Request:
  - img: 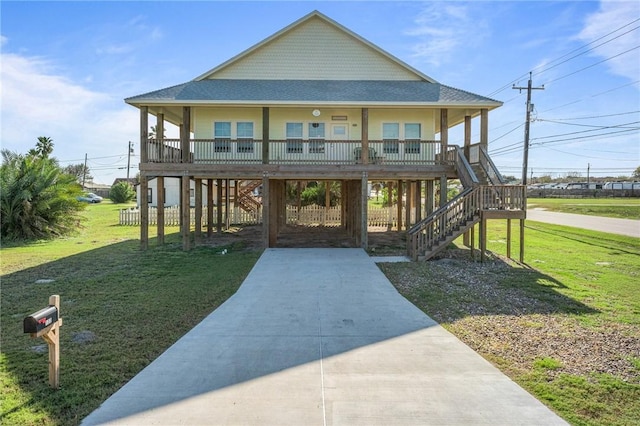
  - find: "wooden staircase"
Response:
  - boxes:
[234,180,262,213]
[407,145,525,261]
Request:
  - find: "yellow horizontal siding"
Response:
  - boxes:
[193,107,436,140]
[212,18,419,81]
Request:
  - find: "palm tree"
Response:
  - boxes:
[149,126,166,139]
[35,136,54,158]
[1,153,84,240]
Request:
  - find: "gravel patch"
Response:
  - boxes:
[382,250,640,384]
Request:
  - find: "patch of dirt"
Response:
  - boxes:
[385,251,640,384]
[197,224,408,253]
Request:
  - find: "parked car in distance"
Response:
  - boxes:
[77,192,103,203]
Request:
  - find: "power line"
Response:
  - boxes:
[539,80,640,113]
[532,128,638,146]
[532,24,640,78]
[541,44,640,86]
[486,17,640,97]
[539,110,640,121]
[541,146,638,161]
[532,120,640,138]
[535,118,640,129]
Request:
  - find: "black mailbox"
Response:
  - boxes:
[24,305,59,334]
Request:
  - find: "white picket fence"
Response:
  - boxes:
[119,205,402,227]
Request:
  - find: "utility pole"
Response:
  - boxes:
[513,72,544,186]
[82,153,88,190]
[126,141,133,179]
[587,163,591,186]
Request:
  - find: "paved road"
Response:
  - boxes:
[527,209,640,238]
[83,249,566,425]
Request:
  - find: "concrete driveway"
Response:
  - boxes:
[527,209,640,238]
[83,248,567,425]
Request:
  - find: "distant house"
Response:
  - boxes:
[125,11,525,259]
[84,182,111,198]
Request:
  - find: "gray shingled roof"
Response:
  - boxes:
[125,80,501,105]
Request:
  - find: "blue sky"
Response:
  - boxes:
[2,0,639,184]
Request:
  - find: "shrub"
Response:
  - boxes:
[109,181,136,203]
[1,153,85,240]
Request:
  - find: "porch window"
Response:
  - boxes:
[382,123,399,154]
[214,122,231,153]
[286,122,303,153]
[237,122,254,153]
[405,123,421,154]
[309,122,325,154]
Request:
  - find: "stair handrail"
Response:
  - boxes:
[478,145,506,185]
[407,187,480,260]
[453,145,479,189]
[407,187,474,237]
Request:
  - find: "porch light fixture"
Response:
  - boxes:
[312,109,321,117]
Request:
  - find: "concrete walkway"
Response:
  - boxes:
[83,249,567,425]
[527,209,640,238]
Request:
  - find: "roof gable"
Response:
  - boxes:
[196,11,436,82]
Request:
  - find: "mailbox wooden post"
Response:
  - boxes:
[23,295,62,389]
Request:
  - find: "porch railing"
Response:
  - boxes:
[146,139,444,166]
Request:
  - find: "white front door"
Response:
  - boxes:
[331,124,349,140]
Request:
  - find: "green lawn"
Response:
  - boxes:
[382,219,640,426]
[528,197,640,219]
[1,202,261,425]
[2,200,639,425]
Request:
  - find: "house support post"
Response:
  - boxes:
[387,181,394,231]
[397,180,403,230]
[415,181,422,223]
[140,106,148,163]
[340,181,346,229]
[361,172,368,249]
[195,178,203,243]
[480,108,489,151]
[216,179,223,233]
[520,219,525,263]
[269,179,281,247]
[480,216,487,262]
[507,218,512,259]
[439,175,448,208]
[157,176,165,245]
[225,179,231,229]
[470,223,476,261]
[462,114,472,247]
[207,179,214,237]
[140,174,149,250]
[440,109,448,164]
[464,115,471,161]
[361,108,369,165]
[261,173,270,248]
[324,180,331,226]
[139,106,149,250]
[180,106,191,251]
[296,181,302,223]
[425,180,434,217]
[157,112,164,161]
[181,176,190,251]
[405,181,412,228]
[262,107,269,164]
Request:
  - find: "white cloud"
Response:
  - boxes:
[577,0,640,82]
[1,35,7,46]
[405,3,488,67]
[1,53,140,183]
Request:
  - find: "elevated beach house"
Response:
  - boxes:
[125,11,526,260]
